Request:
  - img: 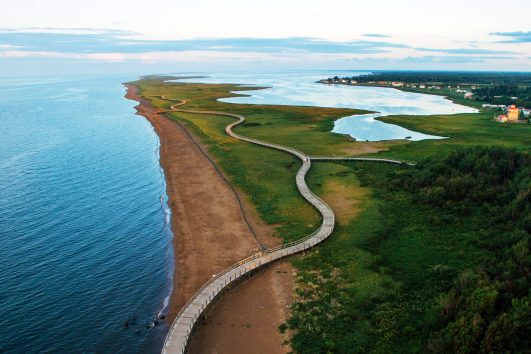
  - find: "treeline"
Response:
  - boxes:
[473,85,531,108]
[284,147,530,353]
[349,71,531,85]
[392,147,530,352]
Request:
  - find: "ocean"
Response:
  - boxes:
[0,75,172,353]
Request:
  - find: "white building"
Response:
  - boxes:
[482,104,507,109]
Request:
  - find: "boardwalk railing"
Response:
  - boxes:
[156,95,408,353]
[310,156,416,166]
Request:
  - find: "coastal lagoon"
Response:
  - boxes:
[0,76,172,353]
[177,71,478,141]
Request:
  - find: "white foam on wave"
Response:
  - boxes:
[158,192,174,318]
[153,136,175,318]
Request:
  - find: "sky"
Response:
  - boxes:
[0,0,530,75]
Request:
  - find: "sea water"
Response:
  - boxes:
[0,75,172,353]
[176,71,478,141]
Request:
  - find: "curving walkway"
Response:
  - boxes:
[156,95,411,353]
[310,156,416,166]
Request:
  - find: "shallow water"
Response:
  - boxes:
[0,76,172,353]
[176,71,478,141]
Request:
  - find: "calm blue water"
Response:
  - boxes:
[176,71,478,141]
[0,76,172,353]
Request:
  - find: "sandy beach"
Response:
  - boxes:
[188,260,293,354]
[125,84,293,352]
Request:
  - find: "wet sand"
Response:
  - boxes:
[125,84,293,352]
[188,260,293,354]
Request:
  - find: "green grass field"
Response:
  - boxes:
[131,77,530,353]
[378,111,530,160]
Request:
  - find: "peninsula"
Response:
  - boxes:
[127,75,530,354]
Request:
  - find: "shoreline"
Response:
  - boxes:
[318,81,482,111]
[125,82,297,353]
[124,83,262,324]
[125,79,416,352]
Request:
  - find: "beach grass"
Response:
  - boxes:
[168,109,321,243]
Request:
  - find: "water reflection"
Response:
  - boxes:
[175,71,478,141]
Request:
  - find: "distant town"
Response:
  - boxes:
[319,72,531,123]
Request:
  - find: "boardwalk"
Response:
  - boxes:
[156,96,411,354]
[310,156,416,166]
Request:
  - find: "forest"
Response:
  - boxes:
[328,71,531,108]
[393,147,530,352]
[473,85,531,108]
[285,147,530,353]
[347,71,531,86]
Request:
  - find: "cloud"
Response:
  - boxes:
[490,31,531,43]
[3,28,523,58]
[0,27,130,35]
[363,33,391,38]
[0,49,133,63]
[0,28,410,55]
[0,27,528,71]
[0,44,22,49]
[416,47,517,55]
[0,48,305,64]
[403,55,515,64]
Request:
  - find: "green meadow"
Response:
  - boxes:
[132,77,530,353]
[377,111,530,160]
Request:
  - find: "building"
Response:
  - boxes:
[497,115,508,123]
[507,104,520,121]
[464,92,474,99]
[482,104,506,108]
[391,82,404,87]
